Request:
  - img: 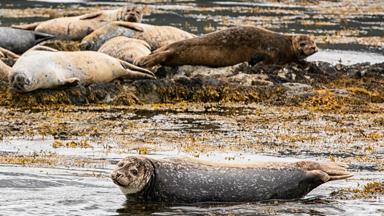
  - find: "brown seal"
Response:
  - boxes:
[12,7,143,41]
[98,37,151,63]
[80,21,196,51]
[135,26,318,68]
[111,156,352,203]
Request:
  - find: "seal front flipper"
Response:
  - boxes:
[249,55,265,66]
[79,12,103,20]
[12,22,41,31]
[60,78,80,86]
[119,60,156,80]
[113,21,144,32]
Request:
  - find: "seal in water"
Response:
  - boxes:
[0,47,19,82]
[135,26,318,68]
[80,21,195,51]
[111,156,352,203]
[98,37,151,63]
[12,7,143,41]
[0,27,54,54]
[9,46,155,92]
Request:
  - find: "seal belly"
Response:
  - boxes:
[151,162,318,203]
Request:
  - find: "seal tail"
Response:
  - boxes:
[134,50,173,68]
[297,161,353,182]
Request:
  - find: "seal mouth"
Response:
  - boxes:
[112,178,126,187]
[10,73,31,92]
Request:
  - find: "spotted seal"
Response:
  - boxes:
[135,26,318,68]
[111,156,352,203]
[0,27,54,54]
[9,46,155,92]
[98,37,151,63]
[12,7,143,41]
[80,21,195,51]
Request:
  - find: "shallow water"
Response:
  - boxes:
[0,0,383,215]
[1,105,383,215]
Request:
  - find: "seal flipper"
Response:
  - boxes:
[0,47,19,61]
[113,21,144,32]
[34,32,55,44]
[135,50,173,68]
[12,22,41,31]
[79,12,103,20]
[119,60,156,80]
[249,55,265,66]
[296,161,353,182]
[30,45,59,52]
[60,78,80,86]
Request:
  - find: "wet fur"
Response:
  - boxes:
[136,26,318,68]
[112,156,352,203]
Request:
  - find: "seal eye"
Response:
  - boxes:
[130,169,138,176]
[299,42,307,48]
[118,162,124,167]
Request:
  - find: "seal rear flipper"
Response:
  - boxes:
[296,161,353,182]
[134,50,173,68]
[79,12,103,20]
[0,47,19,61]
[12,22,41,31]
[113,21,144,32]
[34,32,55,44]
[120,60,156,80]
[29,45,59,52]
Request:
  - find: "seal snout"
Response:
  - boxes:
[80,41,93,50]
[10,73,30,92]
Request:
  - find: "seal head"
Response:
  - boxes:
[111,156,154,196]
[291,35,318,60]
[9,71,35,92]
[120,6,143,23]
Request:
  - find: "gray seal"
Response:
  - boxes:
[0,27,54,54]
[111,156,352,203]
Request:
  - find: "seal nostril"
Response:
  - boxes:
[116,172,123,178]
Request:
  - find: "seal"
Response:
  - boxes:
[0,47,19,82]
[135,26,318,68]
[12,7,143,41]
[98,37,151,63]
[80,21,195,51]
[9,46,155,92]
[111,156,352,203]
[0,27,54,54]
